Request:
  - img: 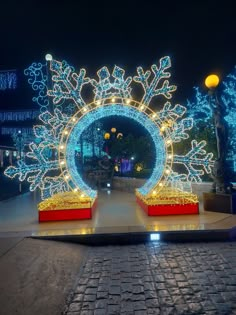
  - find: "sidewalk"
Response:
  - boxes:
[0,237,87,315]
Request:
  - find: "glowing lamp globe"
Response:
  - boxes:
[45,54,53,61]
[205,74,220,89]
[104,133,110,140]
[111,127,116,133]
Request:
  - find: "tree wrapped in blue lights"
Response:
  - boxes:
[185,66,236,176]
[186,87,212,126]
[5,56,214,200]
[223,67,236,153]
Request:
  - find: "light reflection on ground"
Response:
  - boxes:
[0,190,235,237]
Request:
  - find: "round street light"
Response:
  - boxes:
[205,74,220,89]
[204,73,231,193]
[104,133,110,140]
[45,54,53,61]
[204,73,223,160]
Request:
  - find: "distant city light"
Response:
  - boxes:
[0,70,17,90]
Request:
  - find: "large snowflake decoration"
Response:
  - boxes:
[5,56,214,200]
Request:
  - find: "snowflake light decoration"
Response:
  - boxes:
[5,55,214,203]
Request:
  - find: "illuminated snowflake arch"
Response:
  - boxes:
[5,56,214,202]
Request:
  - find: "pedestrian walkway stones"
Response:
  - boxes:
[64,242,236,315]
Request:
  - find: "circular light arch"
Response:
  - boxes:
[59,98,173,198]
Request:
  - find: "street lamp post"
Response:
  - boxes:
[45,54,54,113]
[104,132,110,155]
[18,130,22,193]
[104,128,120,155]
[205,74,231,193]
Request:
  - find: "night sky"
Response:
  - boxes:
[0,0,236,109]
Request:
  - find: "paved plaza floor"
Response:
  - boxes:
[64,241,236,315]
[0,191,236,314]
[0,190,236,239]
[0,237,236,315]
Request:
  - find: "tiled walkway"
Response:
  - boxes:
[64,242,236,315]
[1,190,236,237]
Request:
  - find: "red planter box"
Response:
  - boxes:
[39,198,97,222]
[136,196,199,216]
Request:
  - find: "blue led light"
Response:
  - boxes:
[4,56,215,200]
[185,68,236,166]
[91,65,132,100]
[65,103,166,198]
[134,56,176,105]
[186,87,212,127]
[0,70,17,90]
[24,63,50,113]
[223,68,236,152]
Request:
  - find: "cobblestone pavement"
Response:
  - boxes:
[64,242,236,315]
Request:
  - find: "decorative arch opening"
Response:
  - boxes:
[60,101,172,198]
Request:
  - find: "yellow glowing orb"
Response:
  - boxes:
[205,74,220,89]
[104,132,110,140]
[136,164,143,172]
